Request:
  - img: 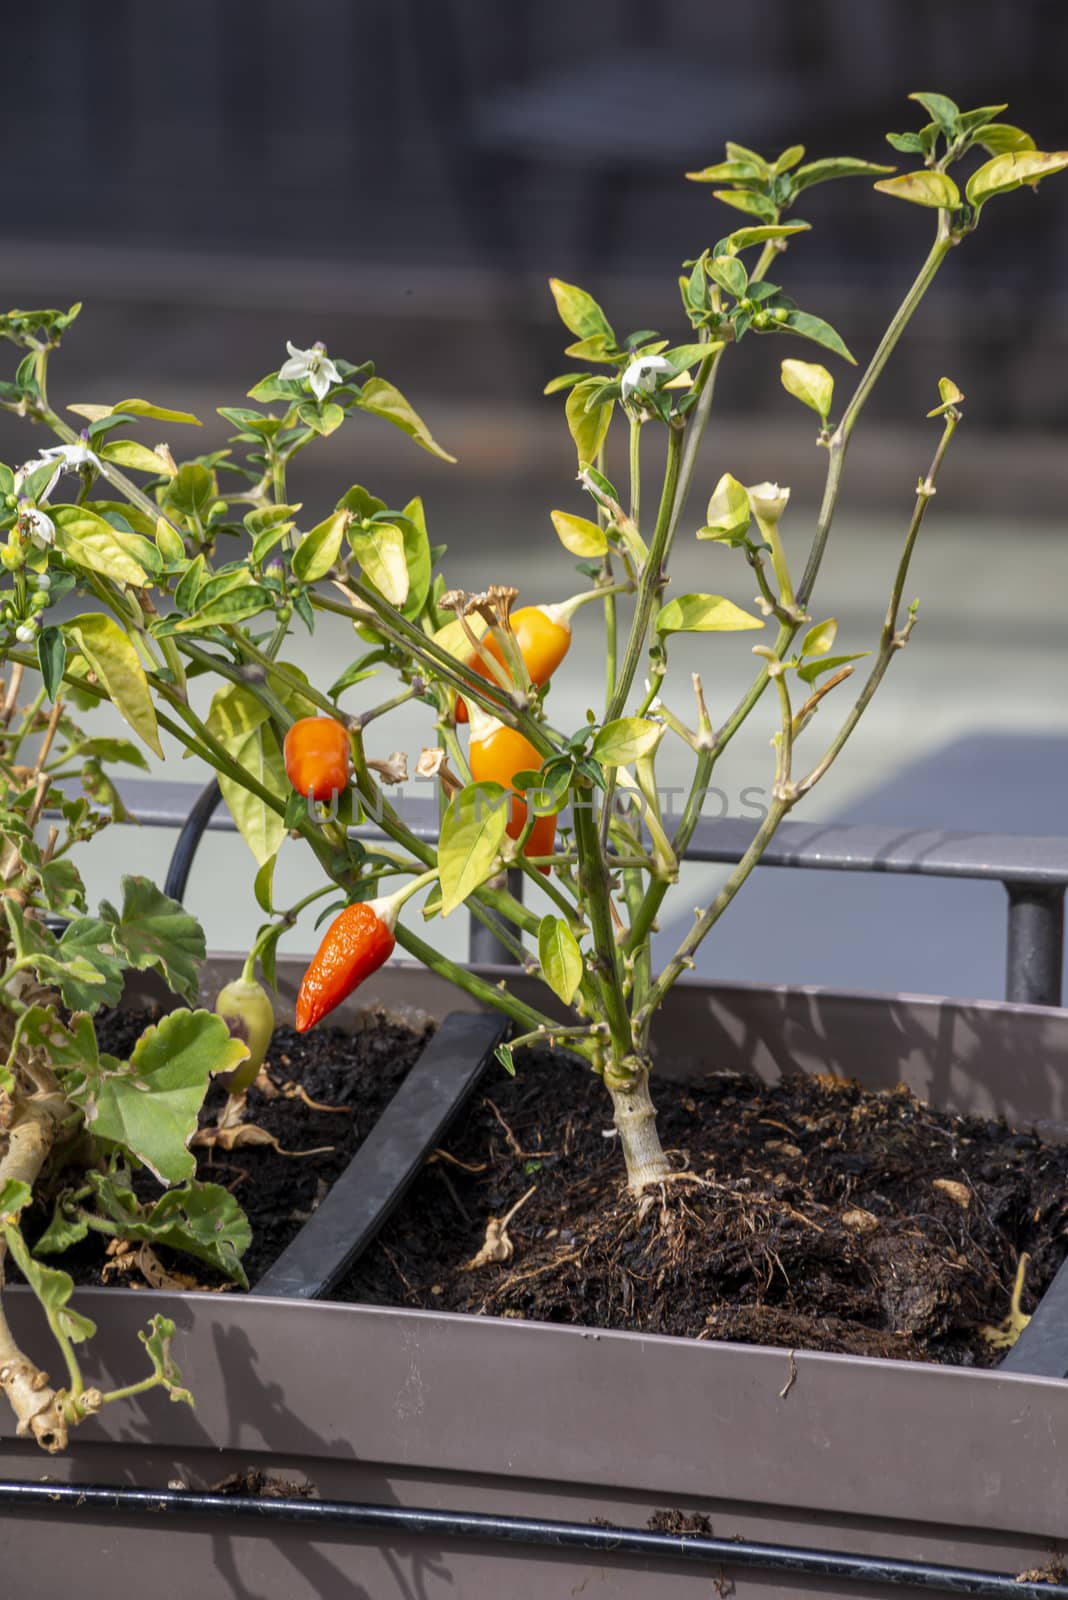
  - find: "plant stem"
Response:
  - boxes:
[794,409,959,798]
[390,920,553,1032]
[572,787,631,1059]
[607,421,684,721]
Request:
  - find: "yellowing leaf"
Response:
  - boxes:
[99,440,177,476]
[53,505,150,587]
[358,377,456,462]
[292,509,348,584]
[550,509,608,558]
[656,594,764,635]
[438,782,510,916]
[966,150,1068,206]
[349,521,410,608]
[873,171,961,209]
[780,358,834,423]
[538,915,583,1005]
[65,613,163,756]
[591,718,662,766]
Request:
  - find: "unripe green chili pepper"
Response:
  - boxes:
[214,971,275,1095]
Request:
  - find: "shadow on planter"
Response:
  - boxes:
[4,957,1068,1598]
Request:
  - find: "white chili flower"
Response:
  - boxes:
[20,506,55,550]
[746,481,791,525]
[621,354,672,401]
[16,442,99,501]
[15,623,36,643]
[278,340,342,403]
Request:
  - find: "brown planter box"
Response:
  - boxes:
[3,959,1068,1598]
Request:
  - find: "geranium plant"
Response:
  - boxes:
[0,679,251,1449]
[0,92,1064,1447]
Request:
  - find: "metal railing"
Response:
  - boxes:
[108,778,1068,1009]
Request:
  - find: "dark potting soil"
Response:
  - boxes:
[337,1045,1068,1366]
[39,1005,432,1291]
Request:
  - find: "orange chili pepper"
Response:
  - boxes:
[295,898,397,1033]
[456,601,573,723]
[284,716,351,803]
[467,705,556,874]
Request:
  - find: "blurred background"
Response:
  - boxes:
[3,0,1066,998]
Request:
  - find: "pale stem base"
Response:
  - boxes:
[606,1066,674,1192]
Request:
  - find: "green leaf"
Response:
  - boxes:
[796,650,869,685]
[957,104,1009,136]
[591,718,662,766]
[64,614,163,756]
[538,916,583,1006]
[656,594,765,635]
[155,516,186,564]
[685,159,765,184]
[205,684,286,866]
[708,255,748,299]
[357,377,456,462]
[35,1196,90,1255]
[1,1226,96,1345]
[336,484,387,520]
[548,278,615,342]
[927,375,965,417]
[396,498,433,618]
[174,552,207,612]
[99,876,206,1003]
[67,1008,246,1184]
[55,924,126,1010]
[0,1180,31,1222]
[719,223,811,252]
[36,626,67,701]
[966,150,1068,207]
[790,157,895,193]
[874,171,961,209]
[438,781,510,916]
[801,617,838,657]
[698,473,752,542]
[139,1315,194,1407]
[163,462,217,521]
[114,398,203,425]
[349,521,410,608]
[565,378,613,466]
[773,143,806,175]
[84,1172,251,1287]
[495,1041,516,1077]
[886,131,928,155]
[712,189,778,221]
[971,123,1036,156]
[781,310,856,366]
[780,358,834,423]
[550,509,608,558]
[292,509,348,584]
[173,584,275,631]
[254,853,277,915]
[52,505,150,587]
[908,91,960,135]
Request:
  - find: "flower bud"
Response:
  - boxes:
[621,354,672,401]
[746,481,791,525]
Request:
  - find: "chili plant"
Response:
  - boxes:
[1,91,1063,1237]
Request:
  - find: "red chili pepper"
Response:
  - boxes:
[283,716,351,803]
[295,898,396,1032]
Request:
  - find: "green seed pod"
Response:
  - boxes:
[214,977,275,1095]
